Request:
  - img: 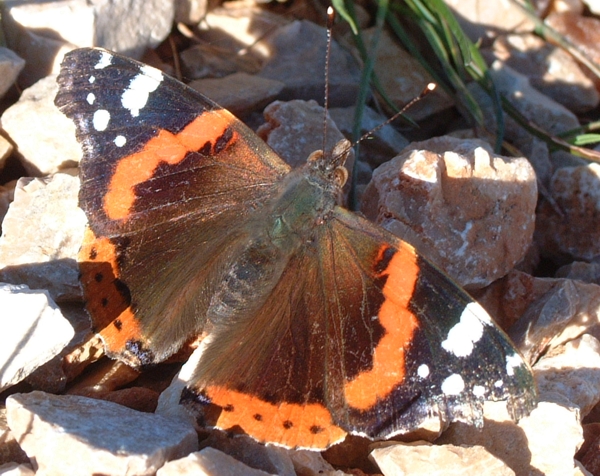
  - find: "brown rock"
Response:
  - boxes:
[257,20,360,107]
[362,28,453,121]
[102,387,160,413]
[62,333,105,382]
[361,136,537,289]
[578,422,600,475]
[551,0,584,14]
[546,12,600,78]
[190,73,284,118]
[492,34,599,113]
[369,442,515,476]
[174,0,215,24]
[66,359,140,397]
[444,0,535,42]
[582,0,600,14]
[199,4,287,56]
[487,61,580,136]
[288,449,342,476]
[557,261,600,284]
[536,163,600,261]
[477,270,600,362]
[3,28,74,88]
[6,391,198,476]
[180,44,262,80]
[257,100,351,170]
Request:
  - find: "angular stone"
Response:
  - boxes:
[0,180,16,228]
[439,401,583,476]
[492,33,599,113]
[362,28,453,121]
[477,270,600,361]
[488,61,580,136]
[258,20,360,107]
[0,283,74,392]
[190,73,284,118]
[256,100,350,170]
[3,28,74,88]
[4,0,174,62]
[0,48,24,99]
[0,174,86,302]
[199,4,287,54]
[0,408,30,467]
[288,450,341,475]
[1,75,81,176]
[157,447,275,476]
[535,335,600,416]
[174,0,213,24]
[6,391,198,476]
[546,12,600,69]
[582,0,600,14]
[369,442,515,476]
[444,0,534,41]
[361,136,537,288]
[536,163,600,261]
[180,44,262,80]
[0,463,35,476]
[467,62,580,181]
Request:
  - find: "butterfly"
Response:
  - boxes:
[54,47,536,450]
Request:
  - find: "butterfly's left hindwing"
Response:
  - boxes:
[186,207,536,448]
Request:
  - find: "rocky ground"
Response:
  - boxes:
[2,0,600,475]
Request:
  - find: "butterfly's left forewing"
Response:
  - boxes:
[55,48,291,364]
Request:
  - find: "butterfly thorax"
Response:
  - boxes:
[206,141,351,325]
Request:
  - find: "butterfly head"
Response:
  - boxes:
[306,138,351,191]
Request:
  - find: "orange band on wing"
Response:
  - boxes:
[104,111,236,220]
[204,385,347,449]
[344,243,419,410]
[78,227,142,355]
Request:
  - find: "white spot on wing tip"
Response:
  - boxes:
[114,135,126,147]
[86,93,95,105]
[441,302,490,358]
[417,364,430,379]
[89,75,95,84]
[506,353,524,377]
[95,51,113,69]
[441,374,465,396]
[473,385,486,398]
[93,109,110,131]
[121,65,163,117]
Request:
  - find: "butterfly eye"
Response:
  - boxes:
[333,166,348,188]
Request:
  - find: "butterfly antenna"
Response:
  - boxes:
[322,6,336,157]
[358,83,436,149]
